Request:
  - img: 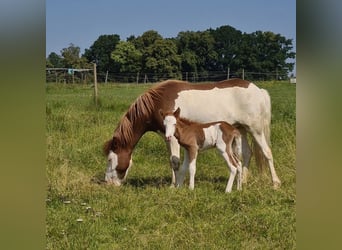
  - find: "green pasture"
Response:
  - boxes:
[46,81,296,249]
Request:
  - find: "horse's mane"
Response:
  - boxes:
[112,84,164,148]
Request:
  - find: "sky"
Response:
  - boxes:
[46,0,296,55]
[46,0,296,64]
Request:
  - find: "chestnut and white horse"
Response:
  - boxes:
[161,107,242,193]
[104,79,281,188]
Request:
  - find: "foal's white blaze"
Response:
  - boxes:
[163,115,177,141]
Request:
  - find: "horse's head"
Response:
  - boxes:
[104,137,133,186]
[160,107,181,141]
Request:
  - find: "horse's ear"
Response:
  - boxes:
[174,107,181,118]
[159,109,164,118]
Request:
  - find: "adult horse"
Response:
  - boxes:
[103,79,281,188]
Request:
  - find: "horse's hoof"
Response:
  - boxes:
[171,155,180,170]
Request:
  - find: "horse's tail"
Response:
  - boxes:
[253,88,271,172]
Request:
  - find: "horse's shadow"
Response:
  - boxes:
[92,171,228,189]
[92,171,172,188]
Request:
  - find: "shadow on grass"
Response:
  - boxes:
[91,171,234,190]
[91,171,173,188]
[127,176,173,188]
[91,172,227,188]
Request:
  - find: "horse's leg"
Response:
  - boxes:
[240,127,252,184]
[236,160,243,190]
[252,131,281,188]
[168,136,181,185]
[175,149,189,187]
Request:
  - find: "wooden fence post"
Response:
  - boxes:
[93,63,98,106]
[105,70,108,84]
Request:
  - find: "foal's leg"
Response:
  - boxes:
[188,149,198,190]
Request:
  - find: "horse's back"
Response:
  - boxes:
[172,81,267,128]
[152,79,270,133]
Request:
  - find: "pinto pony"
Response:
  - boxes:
[161,108,242,193]
[103,79,281,188]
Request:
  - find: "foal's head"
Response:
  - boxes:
[160,107,181,141]
[103,137,133,186]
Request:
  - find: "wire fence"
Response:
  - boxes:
[46,68,290,84]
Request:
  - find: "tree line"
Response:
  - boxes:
[46,25,295,82]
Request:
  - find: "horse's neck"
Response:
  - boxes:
[116,116,149,150]
[130,120,149,148]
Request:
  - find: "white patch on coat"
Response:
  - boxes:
[201,124,219,149]
[174,84,264,131]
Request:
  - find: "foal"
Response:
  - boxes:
[160,108,242,193]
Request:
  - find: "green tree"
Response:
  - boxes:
[130,31,181,79]
[143,39,181,79]
[176,31,217,74]
[209,25,242,72]
[234,31,295,79]
[132,30,163,50]
[111,41,142,73]
[61,43,80,68]
[83,34,120,73]
[61,43,89,68]
[46,52,64,68]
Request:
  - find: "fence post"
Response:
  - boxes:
[93,63,98,106]
[105,70,108,84]
[227,67,230,80]
[242,68,245,80]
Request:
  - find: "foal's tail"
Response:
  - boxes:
[253,89,271,172]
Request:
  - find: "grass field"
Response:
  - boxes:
[46,81,296,249]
